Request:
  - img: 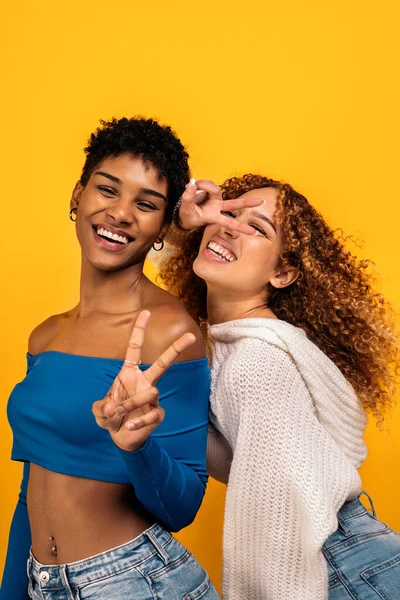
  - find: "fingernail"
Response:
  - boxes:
[116,405,126,415]
[127,421,138,430]
[189,178,196,186]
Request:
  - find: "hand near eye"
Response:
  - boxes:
[176,178,263,235]
[92,310,195,452]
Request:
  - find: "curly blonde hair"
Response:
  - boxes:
[160,174,399,421]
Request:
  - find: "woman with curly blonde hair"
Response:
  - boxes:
[160,175,400,600]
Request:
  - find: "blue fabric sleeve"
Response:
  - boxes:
[118,361,210,532]
[0,463,31,600]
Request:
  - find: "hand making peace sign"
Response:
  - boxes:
[176,178,263,234]
[92,310,195,452]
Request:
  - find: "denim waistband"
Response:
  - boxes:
[338,491,376,521]
[27,523,172,589]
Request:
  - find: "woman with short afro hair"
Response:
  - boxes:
[2,117,221,600]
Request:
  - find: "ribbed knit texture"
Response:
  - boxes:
[208,318,367,600]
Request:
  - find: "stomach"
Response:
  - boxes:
[28,463,154,564]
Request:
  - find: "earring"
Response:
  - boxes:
[152,238,164,252]
[69,208,77,222]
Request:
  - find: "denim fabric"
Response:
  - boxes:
[323,492,400,599]
[27,524,220,600]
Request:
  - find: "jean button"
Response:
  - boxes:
[39,570,50,583]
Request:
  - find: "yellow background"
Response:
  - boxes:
[1,0,399,591]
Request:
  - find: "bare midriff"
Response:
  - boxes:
[28,463,154,564]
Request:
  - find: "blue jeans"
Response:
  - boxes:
[323,492,400,599]
[27,523,220,599]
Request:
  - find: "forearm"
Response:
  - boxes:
[118,428,208,532]
[206,423,232,484]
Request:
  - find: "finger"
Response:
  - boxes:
[222,196,264,211]
[92,397,124,432]
[145,332,196,384]
[119,386,159,413]
[215,213,258,236]
[123,310,151,368]
[126,406,165,431]
[180,179,198,206]
[195,179,222,200]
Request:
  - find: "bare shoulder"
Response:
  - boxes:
[28,313,68,355]
[144,290,205,363]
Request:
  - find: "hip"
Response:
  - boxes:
[323,492,400,599]
[27,523,220,600]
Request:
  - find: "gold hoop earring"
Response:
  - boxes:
[69,208,77,222]
[152,238,164,252]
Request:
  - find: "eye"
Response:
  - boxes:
[137,201,157,211]
[250,224,267,236]
[221,210,237,218]
[97,185,117,197]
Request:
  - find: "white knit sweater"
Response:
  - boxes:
[207,318,367,600]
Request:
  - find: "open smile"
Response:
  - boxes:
[204,240,237,263]
[92,225,135,251]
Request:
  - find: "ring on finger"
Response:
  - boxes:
[124,359,142,367]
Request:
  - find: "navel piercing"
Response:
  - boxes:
[49,536,58,557]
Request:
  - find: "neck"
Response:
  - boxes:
[206,286,275,325]
[78,257,147,316]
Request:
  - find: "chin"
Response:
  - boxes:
[84,243,150,272]
[85,253,141,273]
[193,255,226,286]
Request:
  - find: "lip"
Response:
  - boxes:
[202,235,237,264]
[208,236,236,256]
[92,225,134,252]
[94,223,134,240]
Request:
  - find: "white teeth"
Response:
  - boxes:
[207,241,235,262]
[96,227,129,244]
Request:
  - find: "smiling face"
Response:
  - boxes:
[193,187,297,302]
[70,153,168,272]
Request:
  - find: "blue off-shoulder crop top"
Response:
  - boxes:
[2,351,210,600]
[7,351,210,527]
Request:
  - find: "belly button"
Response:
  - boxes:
[49,536,58,557]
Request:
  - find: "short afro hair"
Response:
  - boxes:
[80,117,190,222]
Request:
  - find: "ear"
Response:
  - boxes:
[70,181,83,211]
[270,264,299,289]
[158,221,171,240]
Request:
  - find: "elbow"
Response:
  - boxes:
[164,507,201,532]
[163,481,207,532]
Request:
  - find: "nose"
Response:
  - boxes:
[219,224,240,239]
[106,196,134,226]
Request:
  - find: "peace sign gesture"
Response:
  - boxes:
[92,310,195,452]
[175,178,263,234]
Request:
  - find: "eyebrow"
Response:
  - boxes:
[94,171,167,202]
[95,171,122,184]
[249,210,277,233]
[140,188,168,202]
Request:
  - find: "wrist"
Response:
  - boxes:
[172,198,199,232]
[172,198,187,230]
[112,436,149,453]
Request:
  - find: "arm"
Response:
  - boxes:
[93,310,210,532]
[206,423,232,484]
[0,463,31,600]
[117,358,210,531]
[221,341,361,600]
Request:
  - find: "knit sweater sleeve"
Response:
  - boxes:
[220,339,361,600]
